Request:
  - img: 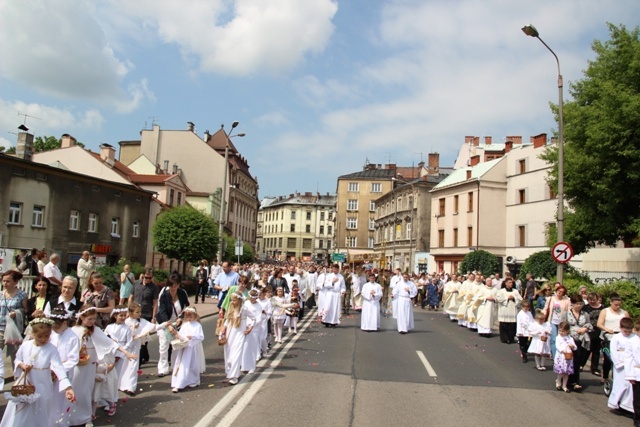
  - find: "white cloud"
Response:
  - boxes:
[106,0,338,76]
[0,99,104,139]
[0,0,152,111]
[293,75,359,108]
[255,111,289,127]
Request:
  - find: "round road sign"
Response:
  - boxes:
[552,242,574,264]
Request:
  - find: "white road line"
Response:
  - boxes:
[194,310,316,427]
[416,350,438,377]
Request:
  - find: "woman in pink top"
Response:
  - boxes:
[543,284,571,358]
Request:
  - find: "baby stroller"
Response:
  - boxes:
[602,346,612,397]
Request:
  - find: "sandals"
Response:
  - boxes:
[563,387,571,393]
[573,384,583,391]
[591,370,601,376]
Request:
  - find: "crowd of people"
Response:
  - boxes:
[2,259,640,426]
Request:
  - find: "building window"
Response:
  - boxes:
[518,159,526,174]
[169,189,175,206]
[278,237,283,247]
[439,198,445,216]
[347,199,358,211]
[438,230,445,247]
[69,210,80,230]
[327,240,332,249]
[177,192,182,205]
[468,226,473,246]
[468,192,474,212]
[371,183,381,193]
[328,212,333,221]
[305,224,311,233]
[368,237,374,248]
[133,221,140,238]
[303,238,312,249]
[348,182,359,192]
[320,212,325,221]
[369,219,375,230]
[8,202,21,225]
[306,212,311,220]
[518,189,526,204]
[453,228,458,247]
[454,195,459,214]
[328,226,333,235]
[346,217,357,229]
[319,240,324,249]
[88,213,98,232]
[290,224,295,232]
[320,225,325,234]
[370,200,375,211]
[518,226,526,247]
[346,236,357,247]
[291,211,296,219]
[287,238,296,248]
[111,217,120,237]
[32,206,45,227]
[548,185,557,200]
[406,222,412,239]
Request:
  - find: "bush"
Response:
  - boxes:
[519,250,557,281]
[562,276,640,319]
[459,250,500,276]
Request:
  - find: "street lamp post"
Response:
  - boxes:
[217,121,245,263]
[522,24,565,283]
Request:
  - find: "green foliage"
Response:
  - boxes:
[519,250,557,281]
[458,250,500,276]
[153,205,218,265]
[222,236,255,264]
[33,135,85,152]
[95,258,146,290]
[541,24,640,254]
[563,278,640,319]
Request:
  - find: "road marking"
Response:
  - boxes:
[194,310,317,427]
[416,350,438,377]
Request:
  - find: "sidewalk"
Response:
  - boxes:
[1,296,221,385]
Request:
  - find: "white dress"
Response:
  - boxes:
[171,320,205,390]
[389,274,401,318]
[240,300,261,373]
[321,273,345,325]
[474,285,498,334]
[119,317,156,394]
[69,326,119,426]
[360,282,382,331]
[527,322,552,355]
[93,352,118,403]
[104,322,132,378]
[49,327,80,427]
[607,332,634,412]
[258,297,273,354]
[316,273,327,316]
[392,280,417,333]
[224,306,247,380]
[0,340,71,427]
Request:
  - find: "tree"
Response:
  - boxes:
[152,205,218,265]
[458,250,500,276]
[33,135,85,152]
[222,236,255,264]
[541,24,640,254]
[518,250,557,281]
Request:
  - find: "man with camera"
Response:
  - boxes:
[77,250,95,293]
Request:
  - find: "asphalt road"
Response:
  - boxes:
[0,307,629,427]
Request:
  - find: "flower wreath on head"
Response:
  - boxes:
[77,306,97,317]
[184,306,197,314]
[47,311,72,320]
[111,307,128,315]
[29,317,55,327]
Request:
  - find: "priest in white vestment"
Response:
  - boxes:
[321,264,346,327]
[393,273,418,334]
[360,274,383,331]
[474,278,498,336]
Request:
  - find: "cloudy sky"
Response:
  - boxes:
[1,0,638,198]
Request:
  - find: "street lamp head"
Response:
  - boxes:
[236,132,246,137]
[231,121,239,129]
[521,24,539,38]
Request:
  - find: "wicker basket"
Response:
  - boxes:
[11,372,36,397]
[78,344,91,366]
[540,336,548,342]
[171,339,189,351]
[217,336,228,346]
[564,352,573,360]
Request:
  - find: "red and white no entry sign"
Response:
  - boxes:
[552,242,574,264]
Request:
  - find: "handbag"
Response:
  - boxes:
[217,336,227,346]
[564,351,573,360]
[11,372,36,397]
[171,338,189,351]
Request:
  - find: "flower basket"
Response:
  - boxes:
[11,372,36,397]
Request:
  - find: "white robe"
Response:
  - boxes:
[316,273,327,315]
[474,285,498,334]
[624,334,640,381]
[94,352,119,403]
[496,288,522,323]
[389,274,402,318]
[527,322,552,355]
[392,280,417,333]
[456,280,471,325]
[241,300,262,372]
[321,273,345,325]
[118,318,156,394]
[224,306,247,380]
[443,280,461,319]
[360,282,382,331]
[104,322,132,378]
[351,273,365,310]
[258,297,273,354]
[607,332,634,412]
[465,282,483,328]
[171,320,205,389]
[50,327,80,427]
[0,341,71,427]
[69,326,119,426]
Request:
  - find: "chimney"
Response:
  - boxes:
[465,136,474,145]
[172,163,178,174]
[187,122,195,132]
[163,160,169,173]
[532,133,547,149]
[505,141,513,153]
[61,134,77,148]
[506,135,522,145]
[466,170,472,180]
[427,153,439,175]
[16,131,34,161]
[473,137,480,147]
[470,155,480,166]
[485,136,492,145]
[203,130,210,142]
[99,144,116,162]
[385,164,396,170]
